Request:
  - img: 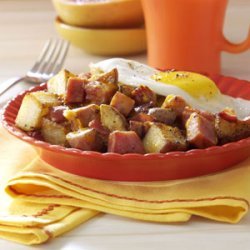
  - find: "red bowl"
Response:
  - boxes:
[1,75,250,181]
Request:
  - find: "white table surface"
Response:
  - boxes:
[0,0,249,249]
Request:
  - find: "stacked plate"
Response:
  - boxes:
[52,0,147,55]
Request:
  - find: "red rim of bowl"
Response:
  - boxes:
[1,74,250,161]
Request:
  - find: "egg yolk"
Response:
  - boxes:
[152,71,220,100]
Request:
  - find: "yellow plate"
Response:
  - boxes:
[52,0,144,28]
[55,17,147,56]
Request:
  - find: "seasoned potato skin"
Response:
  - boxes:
[143,123,187,153]
[100,104,127,132]
[47,69,75,96]
[97,68,118,84]
[41,118,69,146]
[15,91,61,131]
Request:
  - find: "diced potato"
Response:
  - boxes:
[15,91,60,131]
[66,128,103,151]
[47,69,75,96]
[100,104,127,131]
[215,115,250,144]
[119,84,135,97]
[64,104,100,127]
[41,118,69,146]
[143,123,187,153]
[31,91,62,111]
[85,81,118,105]
[161,95,187,116]
[15,94,43,131]
[96,68,118,84]
[108,131,145,154]
[110,91,135,116]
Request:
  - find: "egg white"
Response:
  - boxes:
[90,58,250,119]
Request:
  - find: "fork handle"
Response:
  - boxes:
[0,77,25,96]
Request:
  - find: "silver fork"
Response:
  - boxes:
[0,39,70,96]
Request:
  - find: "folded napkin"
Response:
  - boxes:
[0,125,249,245]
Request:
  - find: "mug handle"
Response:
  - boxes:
[222,27,250,53]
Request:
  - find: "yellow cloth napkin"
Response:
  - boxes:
[0,125,250,245]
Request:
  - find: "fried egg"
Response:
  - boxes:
[90,58,250,119]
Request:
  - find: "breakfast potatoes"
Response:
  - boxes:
[15,68,250,154]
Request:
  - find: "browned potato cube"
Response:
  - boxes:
[161,95,187,116]
[31,91,61,108]
[119,84,135,97]
[215,115,250,144]
[108,131,145,154]
[64,104,100,127]
[110,91,135,116]
[143,123,187,153]
[15,94,44,131]
[148,108,176,125]
[66,128,103,151]
[41,118,69,146]
[100,104,127,131]
[85,81,118,105]
[97,68,118,84]
[47,69,75,96]
[15,91,61,131]
[186,112,218,148]
[131,85,157,106]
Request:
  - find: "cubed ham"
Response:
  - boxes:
[129,120,144,138]
[48,106,68,123]
[27,130,44,141]
[129,120,151,138]
[108,131,145,154]
[131,85,157,106]
[148,107,176,125]
[66,128,103,151]
[65,77,86,104]
[85,81,118,105]
[186,112,218,148]
[130,112,154,122]
[110,92,135,116]
[181,106,215,126]
[161,95,187,116]
[218,108,237,122]
[89,116,110,144]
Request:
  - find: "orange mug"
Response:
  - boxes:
[142,0,250,74]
